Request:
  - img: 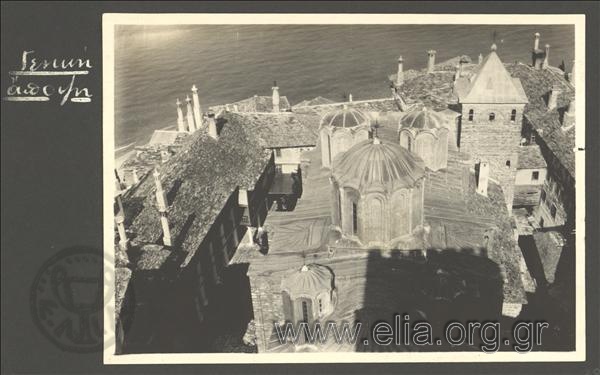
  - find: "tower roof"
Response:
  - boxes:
[320,105,370,129]
[399,107,447,131]
[281,264,333,298]
[332,138,426,192]
[455,48,529,104]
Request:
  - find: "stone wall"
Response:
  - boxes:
[248,273,285,353]
[513,184,542,207]
[459,103,525,209]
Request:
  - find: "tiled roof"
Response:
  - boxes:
[148,130,181,146]
[332,139,426,191]
[229,95,291,113]
[224,112,318,148]
[455,50,528,104]
[506,63,575,178]
[125,120,272,266]
[517,145,547,169]
[293,96,335,108]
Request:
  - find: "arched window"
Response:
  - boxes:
[510,109,517,122]
[489,112,496,121]
[468,109,474,121]
[352,202,358,235]
[301,301,309,322]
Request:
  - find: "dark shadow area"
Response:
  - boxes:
[354,248,504,352]
[517,232,575,351]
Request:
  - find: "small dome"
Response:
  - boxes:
[332,138,426,191]
[320,105,370,129]
[400,107,446,131]
[281,264,333,299]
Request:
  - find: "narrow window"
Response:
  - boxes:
[532,171,539,181]
[318,299,323,313]
[489,112,496,121]
[530,134,536,144]
[468,109,474,121]
[539,217,544,228]
[352,202,358,235]
[407,136,412,151]
[506,160,511,168]
[510,109,517,122]
[302,301,309,322]
[550,204,557,219]
[540,189,546,202]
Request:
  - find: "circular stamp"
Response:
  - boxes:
[30,246,105,352]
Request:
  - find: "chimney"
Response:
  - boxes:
[272,81,280,113]
[548,85,561,111]
[185,95,196,133]
[207,113,218,139]
[176,98,186,132]
[396,55,404,86]
[454,64,460,83]
[562,100,575,130]
[478,53,483,64]
[427,50,436,74]
[191,84,203,129]
[114,178,129,250]
[153,168,172,246]
[533,32,540,51]
[542,44,550,69]
[476,161,489,197]
[132,169,139,184]
[532,32,544,69]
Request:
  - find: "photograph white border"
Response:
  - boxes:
[102,13,586,364]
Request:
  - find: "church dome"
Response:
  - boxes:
[399,107,446,130]
[332,138,426,192]
[281,264,334,299]
[320,105,370,129]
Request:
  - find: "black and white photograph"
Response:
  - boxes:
[105,14,584,362]
[2,3,598,374]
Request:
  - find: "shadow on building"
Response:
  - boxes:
[354,248,504,352]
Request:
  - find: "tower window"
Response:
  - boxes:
[530,134,536,144]
[532,171,540,181]
[510,109,517,122]
[352,202,358,235]
[468,109,474,121]
[489,112,496,121]
[540,189,546,202]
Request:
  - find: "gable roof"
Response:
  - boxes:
[456,50,528,104]
[224,112,317,148]
[124,121,272,265]
[517,145,547,170]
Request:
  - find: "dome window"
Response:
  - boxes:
[319,105,371,168]
[280,264,337,324]
[331,138,426,248]
[398,107,450,171]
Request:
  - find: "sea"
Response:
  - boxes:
[114,24,574,155]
